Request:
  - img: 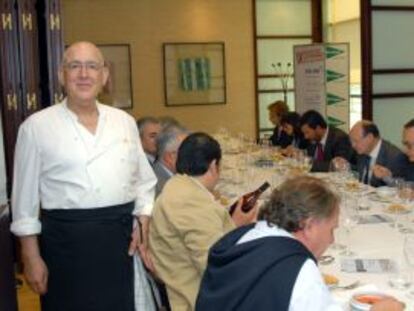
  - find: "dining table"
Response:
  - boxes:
[215,135,414,310]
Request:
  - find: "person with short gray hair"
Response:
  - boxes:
[158,116,181,131]
[197,176,404,311]
[153,125,189,196]
[259,176,338,233]
[137,117,161,164]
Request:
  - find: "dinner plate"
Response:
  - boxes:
[368,193,393,203]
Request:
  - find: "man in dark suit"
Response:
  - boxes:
[153,125,189,197]
[349,121,405,187]
[300,110,354,172]
[373,119,414,183]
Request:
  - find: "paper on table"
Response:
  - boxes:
[341,258,396,273]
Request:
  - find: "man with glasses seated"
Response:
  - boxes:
[373,119,414,183]
[11,41,157,311]
[347,121,405,187]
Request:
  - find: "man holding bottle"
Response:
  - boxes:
[149,132,257,311]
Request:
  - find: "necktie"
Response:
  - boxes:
[315,143,324,161]
[362,155,371,184]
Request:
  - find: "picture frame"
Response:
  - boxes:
[97,44,133,109]
[163,42,226,106]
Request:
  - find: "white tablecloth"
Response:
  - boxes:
[218,153,413,310]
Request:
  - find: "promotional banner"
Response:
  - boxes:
[294,43,350,131]
[293,45,325,115]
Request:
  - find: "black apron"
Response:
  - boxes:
[40,202,135,311]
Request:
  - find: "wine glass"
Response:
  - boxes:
[404,234,414,298]
[389,234,413,290]
[397,181,414,234]
[300,155,313,174]
[329,158,350,183]
[259,137,272,159]
[340,195,359,257]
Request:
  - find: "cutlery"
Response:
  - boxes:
[330,280,360,290]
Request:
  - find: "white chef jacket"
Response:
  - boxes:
[11,99,157,236]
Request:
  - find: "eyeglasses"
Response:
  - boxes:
[64,61,104,73]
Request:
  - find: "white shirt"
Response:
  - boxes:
[237,221,342,311]
[159,162,174,177]
[367,139,382,182]
[11,99,157,236]
[320,127,329,149]
[146,153,156,165]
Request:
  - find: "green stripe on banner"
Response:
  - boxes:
[326,69,345,82]
[325,46,344,59]
[327,116,345,127]
[326,93,345,105]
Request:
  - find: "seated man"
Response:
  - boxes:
[349,121,405,187]
[196,176,404,311]
[137,116,161,165]
[149,132,256,311]
[374,118,414,183]
[300,110,354,172]
[153,125,189,197]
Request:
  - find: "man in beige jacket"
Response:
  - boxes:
[149,132,256,311]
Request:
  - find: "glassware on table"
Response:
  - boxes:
[403,234,414,298]
[295,152,312,174]
[329,159,351,184]
[340,195,359,257]
[398,180,413,201]
[389,234,413,290]
[258,137,272,159]
[397,181,414,234]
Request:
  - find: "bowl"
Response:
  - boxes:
[350,291,389,311]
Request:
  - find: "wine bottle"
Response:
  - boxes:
[228,181,270,215]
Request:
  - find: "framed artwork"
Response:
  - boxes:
[163,42,226,106]
[97,44,133,109]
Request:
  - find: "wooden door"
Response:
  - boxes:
[0,0,23,194]
[16,0,41,118]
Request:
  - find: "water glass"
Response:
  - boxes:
[404,235,414,297]
[389,234,414,290]
[340,195,359,257]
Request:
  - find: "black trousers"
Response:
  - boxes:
[39,202,135,311]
